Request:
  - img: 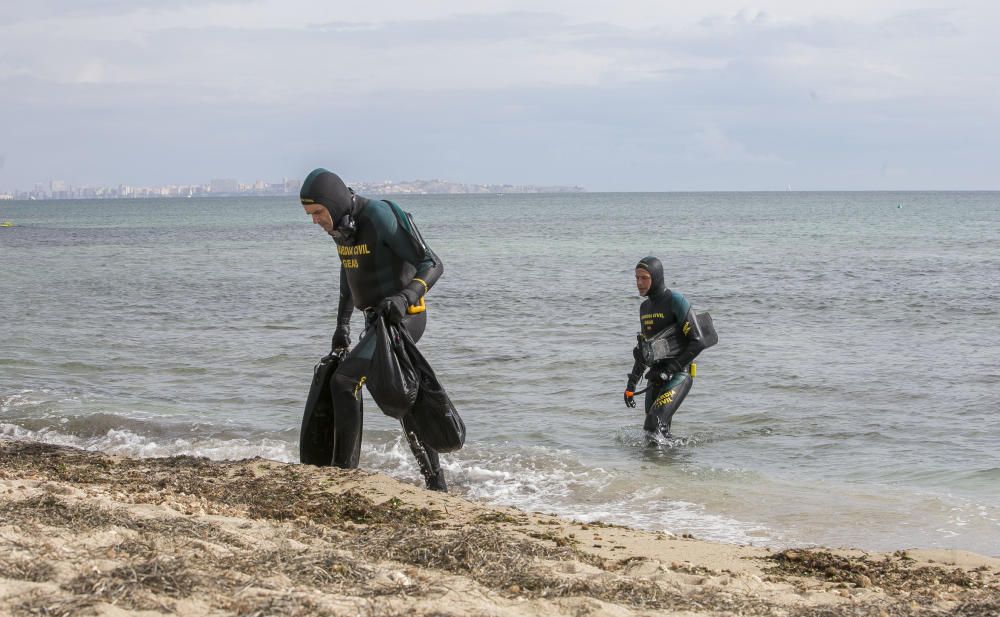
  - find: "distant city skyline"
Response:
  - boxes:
[2,2,999,191]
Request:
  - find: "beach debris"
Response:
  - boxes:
[2,441,998,617]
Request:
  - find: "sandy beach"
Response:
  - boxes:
[1,439,996,617]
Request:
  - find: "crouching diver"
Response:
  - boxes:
[624,256,714,440]
[300,168,448,491]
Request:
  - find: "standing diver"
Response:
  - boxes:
[624,256,715,440]
[300,168,448,491]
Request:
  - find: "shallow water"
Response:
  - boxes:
[2,192,998,555]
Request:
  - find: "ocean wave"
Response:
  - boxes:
[0,358,39,367]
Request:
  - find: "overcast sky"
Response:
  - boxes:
[1,1,998,191]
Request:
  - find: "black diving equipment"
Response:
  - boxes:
[330,213,356,241]
[300,349,362,466]
[639,311,717,365]
[630,363,699,397]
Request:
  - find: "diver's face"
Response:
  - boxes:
[303,203,334,234]
[635,268,652,296]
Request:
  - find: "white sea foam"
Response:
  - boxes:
[1,423,297,464]
[360,436,772,545]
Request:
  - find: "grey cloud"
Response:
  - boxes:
[2,5,996,191]
[570,10,961,57]
[0,0,255,24]
[308,11,571,44]
[1,24,358,104]
[0,8,968,104]
[879,9,961,37]
[300,9,961,58]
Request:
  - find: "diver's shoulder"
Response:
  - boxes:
[670,290,692,312]
[358,198,395,225]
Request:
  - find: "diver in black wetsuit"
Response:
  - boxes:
[624,257,709,440]
[300,168,448,491]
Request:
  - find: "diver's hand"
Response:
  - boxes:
[625,372,641,409]
[331,324,351,351]
[624,390,636,408]
[378,294,409,324]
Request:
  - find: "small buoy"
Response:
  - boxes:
[897,204,902,208]
[0,221,13,227]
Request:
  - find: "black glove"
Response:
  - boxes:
[663,359,683,375]
[378,293,409,324]
[624,373,640,409]
[632,345,644,364]
[331,324,351,351]
[624,390,636,408]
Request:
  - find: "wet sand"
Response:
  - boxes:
[1,439,997,616]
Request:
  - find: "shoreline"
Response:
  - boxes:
[2,439,997,616]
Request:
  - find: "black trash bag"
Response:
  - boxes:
[366,314,419,419]
[399,328,466,453]
[696,311,719,349]
[299,354,338,465]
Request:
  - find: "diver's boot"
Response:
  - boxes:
[401,419,447,492]
[659,417,673,440]
[424,468,448,493]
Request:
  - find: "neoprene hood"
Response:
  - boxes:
[300,168,354,222]
[636,256,666,297]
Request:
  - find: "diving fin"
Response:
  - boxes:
[299,354,340,465]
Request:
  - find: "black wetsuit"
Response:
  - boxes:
[628,257,707,438]
[301,169,446,489]
[330,197,444,485]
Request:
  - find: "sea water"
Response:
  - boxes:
[1,192,998,555]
